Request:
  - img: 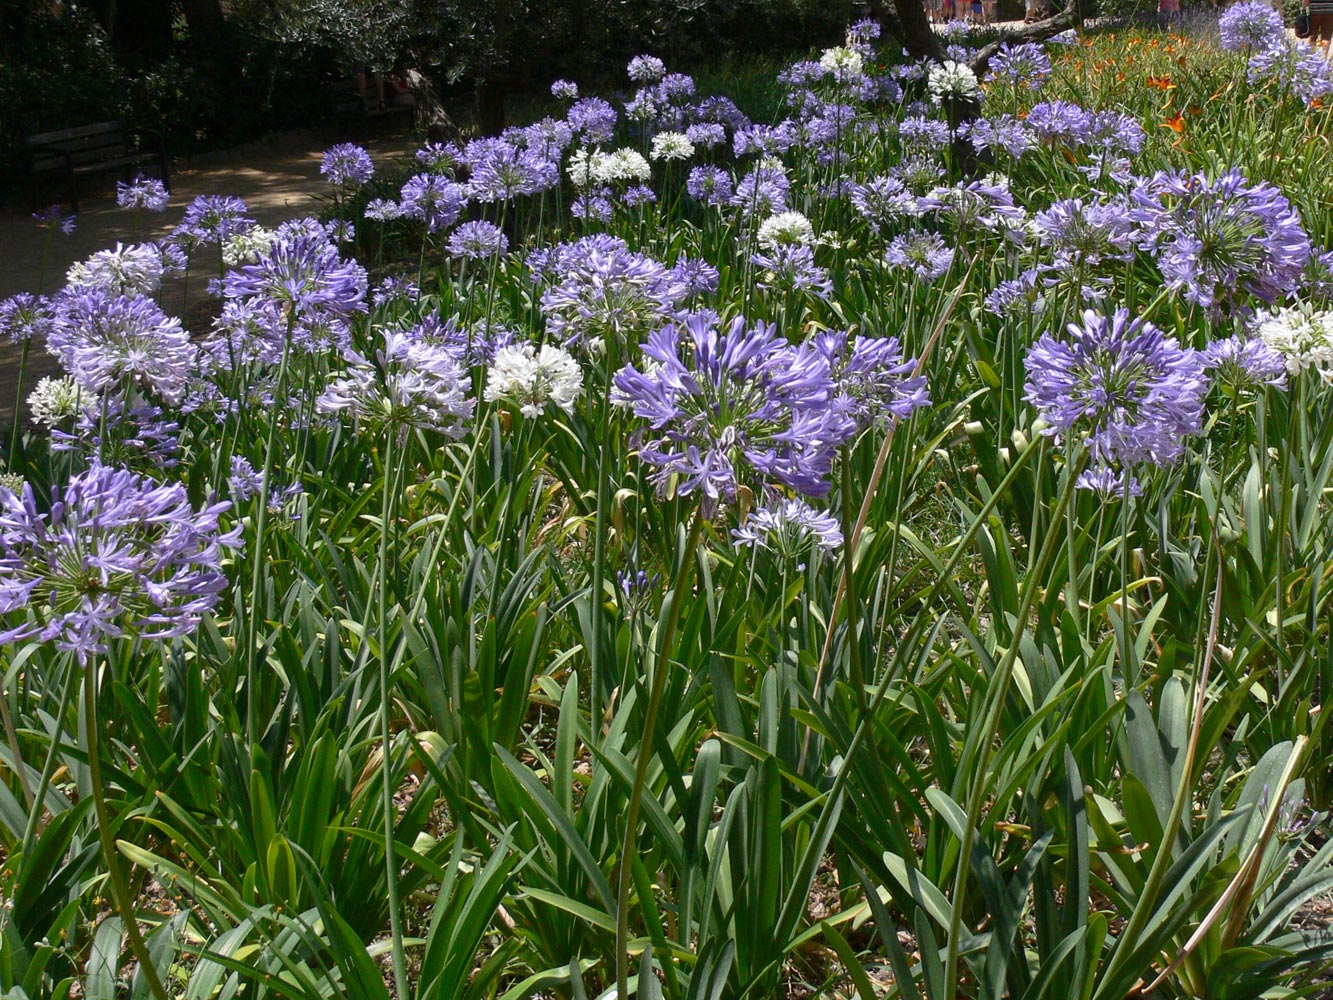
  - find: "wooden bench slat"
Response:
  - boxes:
[24,119,169,212]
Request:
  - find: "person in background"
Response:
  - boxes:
[1158,0,1181,27]
[1307,0,1333,53]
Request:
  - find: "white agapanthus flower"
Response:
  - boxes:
[65,243,164,296]
[567,148,603,188]
[222,226,278,268]
[1257,305,1333,377]
[650,131,695,162]
[819,45,865,77]
[484,343,584,418]
[757,211,816,250]
[28,375,90,426]
[595,148,652,185]
[927,60,980,104]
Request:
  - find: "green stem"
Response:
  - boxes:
[14,653,80,872]
[942,451,1085,1000]
[615,512,704,1000]
[84,658,170,1000]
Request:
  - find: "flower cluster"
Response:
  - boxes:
[484,344,584,418]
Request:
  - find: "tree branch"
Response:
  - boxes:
[969,10,1074,77]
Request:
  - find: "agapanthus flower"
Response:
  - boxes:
[1076,465,1143,498]
[173,195,253,249]
[49,289,194,402]
[849,175,921,231]
[1032,197,1138,270]
[687,166,734,206]
[1048,28,1078,44]
[372,276,419,308]
[364,198,403,222]
[920,178,1027,237]
[483,343,584,417]
[1024,100,1091,146]
[320,143,374,186]
[628,54,666,82]
[551,79,579,100]
[539,240,685,352]
[399,173,468,231]
[1024,307,1209,466]
[671,255,720,297]
[733,164,792,217]
[447,221,509,259]
[964,114,1033,159]
[116,175,170,212]
[416,142,462,174]
[1218,0,1284,52]
[0,293,56,345]
[985,269,1047,316]
[317,328,474,437]
[988,41,1052,89]
[814,329,930,429]
[221,226,278,268]
[572,189,614,222]
[732,498,843,557]
[694,95,751,132]
[885,230,955,282]
[27,376,89,426]
[733,122,798,157]
[848,17,881,43]
[1132,168,1311,316]
[1204,333,1288,390]
[750,245,832,298]
[1085,110,1146,157]
[65,243,165,296]
[34,206,76,235]
[927,60,980,104]
[622,185,657,207]
[897,116,952,152]
[685,122,727,149]
[819,45,865,79]
[650,131,695,161]
[51,397,181,469]
[567,97,618,143]
[757,211,816,250]
[468,144,560,201]
[1247,40,1333,104]
[1256,304,1333,376]
[612,312,853,500]
[596,148,652,185]
[0,463,240,657]
[891,155,947,196]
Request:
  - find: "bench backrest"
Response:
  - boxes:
[26,121,131,172]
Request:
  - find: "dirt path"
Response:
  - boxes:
[0,130,418,429]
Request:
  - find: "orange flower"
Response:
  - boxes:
[1147,74,1175,90]
[1161,113,1186,133]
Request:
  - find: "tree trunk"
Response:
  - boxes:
[403,68,459,141]
[180,0,225,41]
[867,0,943,62]
[475,76,506,137]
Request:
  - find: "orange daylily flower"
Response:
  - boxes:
[1161,114,1186,132]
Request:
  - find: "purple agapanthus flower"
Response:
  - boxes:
[416,142,462,174]
[539,240,685,351]
[0,293,57,345]
[671,255,719,297]
[1076,465,1143,498]
[551,79,579,101]
[988,41,1052,89]
[849,175,921,231]
[567,97,618,143]
[685,122,727,149]
[1247,41,1333,104]
[733,498,844,557]
[320,143,374,186]
[116,175,170,212]
[447,221,509,259]
[814,329,930,429]
[50,396,181,470]
[897,116,952,152]
[885,230,955,282]
[317,328,475,438]
[612,312,854,500]
[467,143,559,202]
[1203,334,1288,390]
[399,174,468,232]
[751,245,833,298]
[173,195,254,249]
[964,114,1033,159]
[49,289,194,403]
[733,165,791,217]
[1024,100,1092,146]
[34,206,76,235]
[1032,197,1138,270]
[0,463,240,658]
[1218,0,1285,52]
[687,166,734,207]
[1024,307,1209,466]
[1131,168,1311,316]
[628,54,666,82]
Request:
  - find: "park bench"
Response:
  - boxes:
[25,120,170,214]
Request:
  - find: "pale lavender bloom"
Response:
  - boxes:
[1248,41,1333,104]
[814,329,930,429]
[0,463,240,658]
[732,165,791,217]
[1033,197,1138,270]
[399,174,468,231]
[686,166,734,206]
[173,195,253,249]
[849,175,920,231]
[733,498,843,556]
[920,178,1026,237]
[467,144,559,202]
[849,17,880,42]
[1024,100,1092,146]
[551,79,579,101]
[1076,465,1143,498]
[1024,307,1209,466]
[571,189,614,222]
[229,456,264,502]
[988,41,1051,89]
[898,115,951,152]
[885,230,955,282]
[964,115,1032,159]
[34,206,76,234]
[49,289,194,403]
[1085,110,1146,156]
[568,98,618,143]
[1219,0,1284,52]
[1131,168,1311,316]
[671,255,719,297]
[1204,334,1288,390]
[693,95,751,132]
[622,184,657,207]
[986,269,1046,316]
[447,221,509,259]
[750,245,832,298]
[416,142,462,174]
[659,73,696,101]
[320,143,374,186]
[0,293,56,344]
[116,175,170,212]
[521,118,575,157]
[612,312,854,500]
[685,122,727,148]
[317,328,474,437]
[891,155,947,195]
[50,397,180,470]
[528,234,629,279]
[628,54,666,82]
[734,121,798,157]
[539,241,686,351]
[364,198,403,222]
